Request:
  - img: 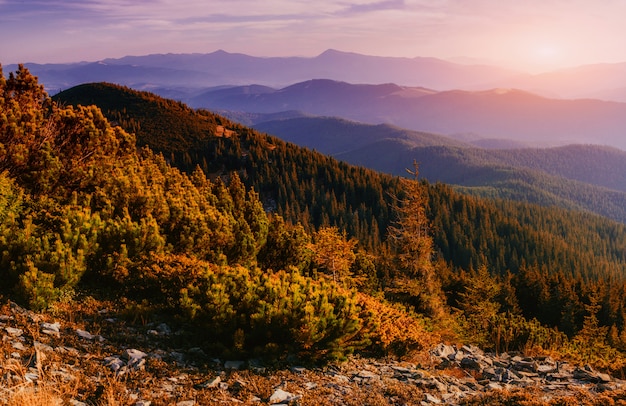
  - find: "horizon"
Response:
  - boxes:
[2,1,626,74]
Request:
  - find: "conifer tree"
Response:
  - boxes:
[387,162,445,318]
[311,226,357,283]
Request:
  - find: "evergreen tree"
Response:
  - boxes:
[387,163,445,318]
[310,226,357,283]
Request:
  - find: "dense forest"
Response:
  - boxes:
[247,115,626,224]
[4,66,626,372]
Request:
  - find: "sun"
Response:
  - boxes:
[525,42,567,72]
[536,44,557,59]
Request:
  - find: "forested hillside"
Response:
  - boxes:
[248,116,626,223]
[3,68,626,380]
[54,82,626,279]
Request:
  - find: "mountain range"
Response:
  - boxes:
[54,83,626,224]
[8,49,626,102]
[192,79,626,150]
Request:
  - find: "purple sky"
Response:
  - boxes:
[2,0,626,72]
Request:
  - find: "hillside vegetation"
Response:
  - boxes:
[3,65,626,394]
[247,115,626,224]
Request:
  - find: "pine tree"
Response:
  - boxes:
[387,162,445,318]
[310,226,357,283]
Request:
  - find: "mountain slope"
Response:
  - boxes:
[253,116,468,156]
[247,115,626,223]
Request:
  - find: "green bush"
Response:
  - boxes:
[179,264,372,361]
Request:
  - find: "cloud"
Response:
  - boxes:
[338,0,406,15]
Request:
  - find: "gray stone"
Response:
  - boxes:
[5,327,23,337]
[41,322,61,337]
[269,388,301,404]
[460,357,481,370]
[170,351,186,364]
[24,371,39,383]
[123,349,147,361]
[224,360,245,370]
[76,329,95,340]
[11,341,25,351]
[157,323,172,335]
[514,360,538,372]
[291,366,307,374]
[104,356,125,373]
[486,382,504,391]
[432,343,456,359]
[423,393,442,404]
[199,376,221,388]
[34,341,53,352]
[356,369,380,381]
[537,364,556,374]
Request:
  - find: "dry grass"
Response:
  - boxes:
[460,388,626,406]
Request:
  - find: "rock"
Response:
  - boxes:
[461,357,481,370]
[11,341,25,351]
[41,321,61,336]
[24,370,39,383]
[573,367,611,383]
[423,393,442,404]
[157,323,172,335]
[199,376,221,389]
[123,349,147,361]
[169,351,186,364]
[135,401,151,406]
[486,382,504,391]
[290,366,307,374]
[104,356,126,373]
[5,327,23,337]
[69,400,88,406]
[432,343,456,359]
[514,360,538,372]
[176,401,195,406]
[187,347,206,359]
[224,360,245,370]
[269,388,301,404]
[34,341,53,352]
[76,329,95,340]
[537,364,556,374]
[354,369,380,382]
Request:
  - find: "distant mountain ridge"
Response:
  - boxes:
[6,49,519,94]
[191,79,626,150]
[8,49,626,103]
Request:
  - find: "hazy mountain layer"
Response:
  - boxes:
[191,79,626,150]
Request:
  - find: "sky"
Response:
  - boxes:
[1,0,626,73]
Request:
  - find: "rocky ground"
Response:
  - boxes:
[2,299,626,405]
